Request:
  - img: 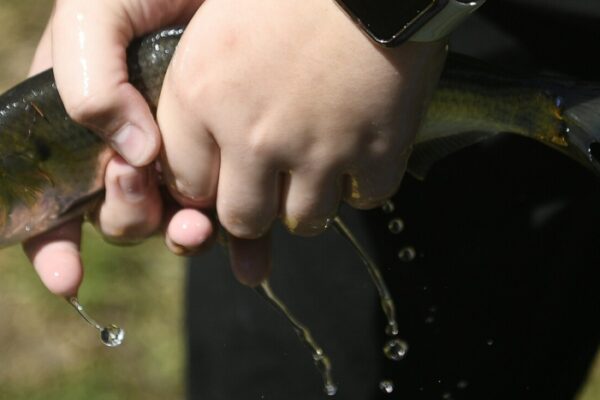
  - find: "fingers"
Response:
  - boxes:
[50,0,163,166]
[280,169,341,236]
[343,150,411,209]
[228,234,271,287]
[94,156,162,243]
[23,219,84,297]
[157,79,220,207]
[216,153,280,239]
[165,208,215,255]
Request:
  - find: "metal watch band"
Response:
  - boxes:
[410,0,486,42]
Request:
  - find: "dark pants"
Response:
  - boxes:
[186,2,600,399]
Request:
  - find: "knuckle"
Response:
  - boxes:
[218,204,273,239]
[64,89,119,129]
[284,203,332,237]
[246,127,281,161]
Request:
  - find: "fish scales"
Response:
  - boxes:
[0,27,598,247]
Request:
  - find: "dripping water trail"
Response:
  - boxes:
[255,281,337,396]
[67,296,124,347]
[332,216,409,361]
[332,217,398,337]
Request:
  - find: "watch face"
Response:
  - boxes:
[338,0,448,45]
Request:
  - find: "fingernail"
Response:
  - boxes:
[112,124,152,166]
[117,168,149,203]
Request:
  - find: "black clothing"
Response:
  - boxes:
[186,2,600,399]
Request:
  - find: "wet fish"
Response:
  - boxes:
[0,27,599,248]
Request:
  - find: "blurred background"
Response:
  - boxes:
[0,1,598,400]
[1,3,186,400]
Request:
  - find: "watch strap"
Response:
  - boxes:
[410,0,486,42]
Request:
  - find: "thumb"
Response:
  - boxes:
[50,0,198,166]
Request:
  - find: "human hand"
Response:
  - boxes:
[158,0,447,241]
[22,1,214,297]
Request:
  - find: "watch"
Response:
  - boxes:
[333,0,486,47]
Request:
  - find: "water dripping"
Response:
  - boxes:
[381,200,395,214]
[383,338,409,361]
[332,217,410,363]
[333,218,399,332]
[442,392,453,400]
[387,218,404,234]
[398,246,416,262]
[67,297,124,347]
[379,380,394,394]
[255,281,337,396]
[457,380,469,389]
[487,339,495,346]
[100,325,125,347]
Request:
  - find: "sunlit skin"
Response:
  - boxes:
[22,0,447,295]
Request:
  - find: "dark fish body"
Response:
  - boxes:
[0,28,182,247]
[0,27,598,247]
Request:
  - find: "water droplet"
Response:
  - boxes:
[379,380,394,394]
[383,338,409,361]
[398,246,416,262]
[381,200,395,214]
[100,324,125,347]
[442,392,453,400]
[385,321,399,336]
[67,297,125,347]
[429,306,437,313]
[324,382,338,396]
[387,218,404,234]
[425,316,435,324]
[457,380,469,389]
[487,339,495,346]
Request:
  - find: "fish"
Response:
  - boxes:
[0,27,599,248]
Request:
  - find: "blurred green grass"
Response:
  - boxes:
[0,1,185,399]
[0,226,186,400]
[0,1,598,400]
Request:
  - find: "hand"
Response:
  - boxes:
[23,0,214,297]
[158,0,447,240]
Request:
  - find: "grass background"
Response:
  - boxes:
[0,1,598,399]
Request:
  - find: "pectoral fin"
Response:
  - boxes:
[408,131,496,180]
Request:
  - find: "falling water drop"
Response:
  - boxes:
[379,380,394,394]
[381,200,395,214]
[333,217,405,360]
[385,320,399,336]
[487,339,495,346]
[383,338,409,361]
[442,392,453,400]
[387,218,404,234]
[255,281,336,396]
[398,246,416,262]
[457,380,469,389]
[67,297,125,347]
[100,324,125,347]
